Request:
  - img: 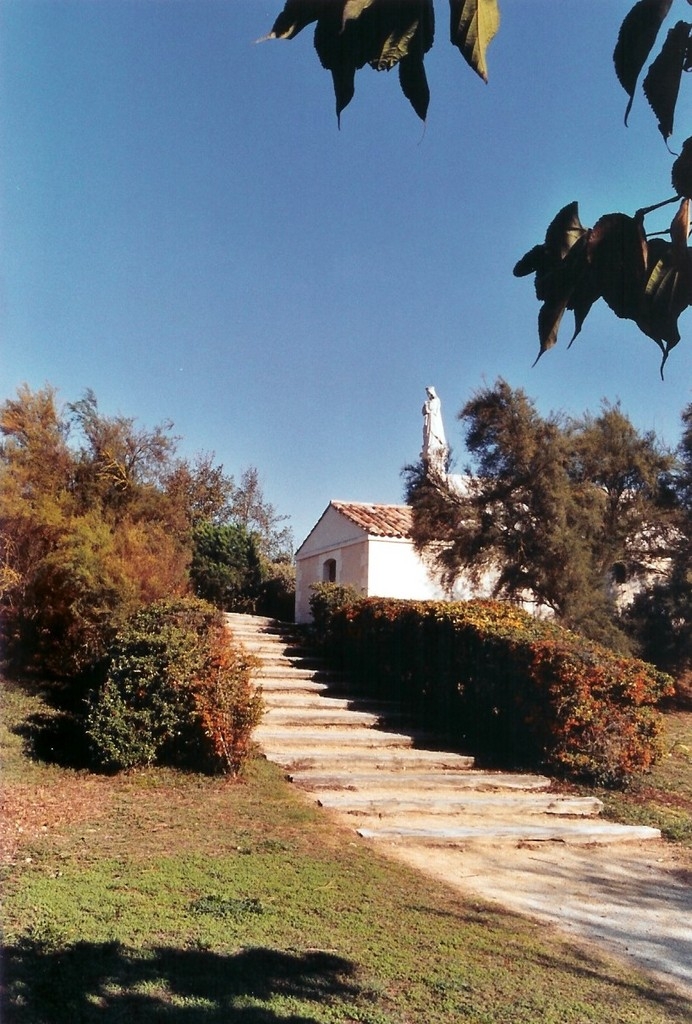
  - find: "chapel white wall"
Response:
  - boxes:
[294,507,368,623]
[366,537,446,602]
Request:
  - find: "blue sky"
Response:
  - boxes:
[2,1,691,547]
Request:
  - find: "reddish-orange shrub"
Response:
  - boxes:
[311,592,673,786]
[192,623,263,773]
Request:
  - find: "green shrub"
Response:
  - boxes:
[190,522,262,612]
[312,596,673,787]
[257,559,296,621]
[308,582,360,647]
[86,597,263,774]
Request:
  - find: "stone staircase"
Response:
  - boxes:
[226,613,661,849]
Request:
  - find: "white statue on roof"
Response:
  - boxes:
[421,386,448,477]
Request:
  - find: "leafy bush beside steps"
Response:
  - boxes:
[87,598,263,774]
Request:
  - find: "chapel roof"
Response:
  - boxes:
[331,501,413,538]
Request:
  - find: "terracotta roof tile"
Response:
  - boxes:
[331,501,413,538]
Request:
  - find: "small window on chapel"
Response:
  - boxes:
[323,558,337,583]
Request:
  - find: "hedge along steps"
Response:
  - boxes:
[226,613,660,848]
[314,595,674,787]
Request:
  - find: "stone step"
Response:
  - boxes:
[260,693,394,711]
[225,619,286,636]
[245,648,315,663]
[261,693,353,709]
[261,707,384,728]
[242,642,319,656]
[226,624,293,642]
[241,639,311,653]
[288,769,548,791]
[261,748,476,771]
[314,792,604,817]
[254,726,416,749]
[356,821,662,846]
[256,666,339,681]
[225,613,278,625]
[257,678,332,695]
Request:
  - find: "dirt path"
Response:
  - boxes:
[383,839,692,999]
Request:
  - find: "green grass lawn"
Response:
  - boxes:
[2,678,691,1023]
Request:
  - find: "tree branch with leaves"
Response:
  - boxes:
[264,0,692,371]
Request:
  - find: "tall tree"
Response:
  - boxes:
[230,467,293,561]
[68,390,177,521]
[567,402,675,581]
[1,385,295,674]
[405,380,674,650]
[624,401,692,682]
[0,387,189,676]
[163,453,236,534]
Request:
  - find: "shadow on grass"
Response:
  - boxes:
[2,939,366,1023]
[8,675,94,770]
[14,710,92,769]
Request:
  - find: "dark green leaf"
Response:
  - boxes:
[513,244,547,279]
[312,1,434,122]
[566,269,602,348]
[331,62,357,124]
[513,202,586,285]
[643,20,692,140]
[267,0,331,40]
[514,204,598,359]
[613,0,672,124]
[513,202,587,300]
[544,201,587,260]
[370,17,418,70]
[587,213,647,319]
[360,1,434,72]
[313,7,359,122]
[396,1,434,119]
[449,0,500,83]
[672,137,692,196]
[534,233,592,362]
[399,53,430,120]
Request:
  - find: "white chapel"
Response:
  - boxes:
[293,387,486,623]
